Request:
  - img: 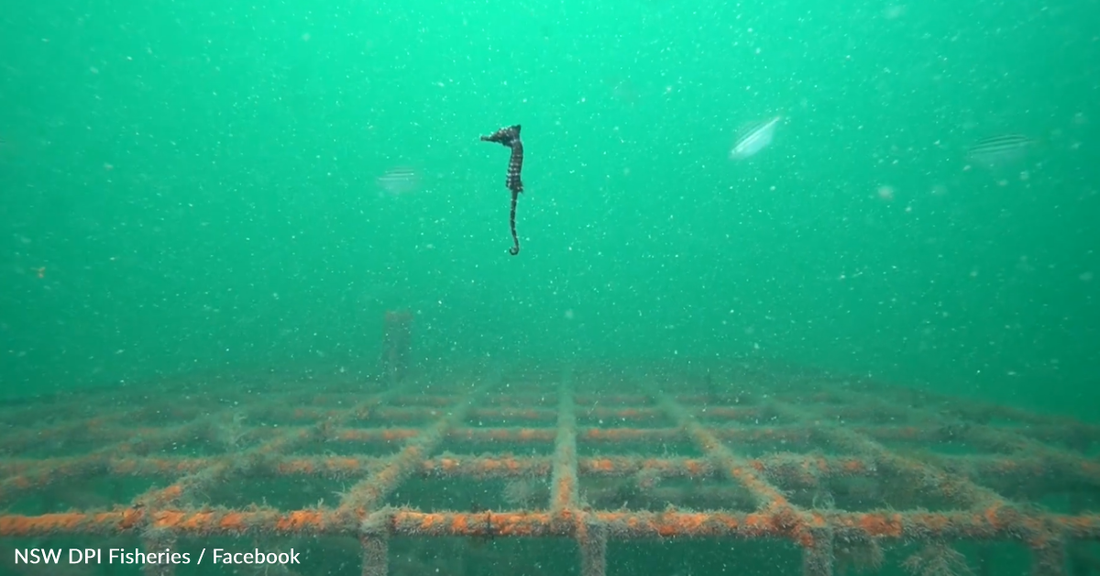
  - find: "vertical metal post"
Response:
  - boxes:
[1068,494,1090,576]
[1031,534,1066,576]
[579,517,608,576]
[361,533,388,576]
[381,310,413,385]
[141,535,176,576]
[802,526,834,576]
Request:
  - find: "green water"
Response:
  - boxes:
[1,0,1097,417]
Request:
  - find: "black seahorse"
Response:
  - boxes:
[480,124,524,256]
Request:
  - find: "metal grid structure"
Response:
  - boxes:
[1,362,1099,576]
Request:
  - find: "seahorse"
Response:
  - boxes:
[480,124,524,255]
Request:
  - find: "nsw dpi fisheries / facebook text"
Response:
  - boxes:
[13,547,301,566]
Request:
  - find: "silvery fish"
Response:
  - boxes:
[376,166,421,196]
[730,116,781,160]
[966,134,1033,168]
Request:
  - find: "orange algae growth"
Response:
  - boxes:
[50,513,84,531]
[983,504,1004,528]
[451,514,469,533]
[180,512,216,532]
[519,428,540,440]
[158,484,184,502]
[591,459,614,472]
[276,511,321,532]
[796,527,815,547]
[280,460,313,474]
[859,513,903,537]
[331,457,360,472]
[416,513,439,532]
[677,513,708,534]
[219,512,249,532]
[152,510,185,529]
[554,476,575,507]
[843,459,865,473]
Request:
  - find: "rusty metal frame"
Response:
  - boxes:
[1,363,1098,576]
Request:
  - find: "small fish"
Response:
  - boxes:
[966,134,1033,168]
[730,116,781,160]
[376,166,421,196]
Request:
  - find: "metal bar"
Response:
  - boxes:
[3,508,1098,539]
